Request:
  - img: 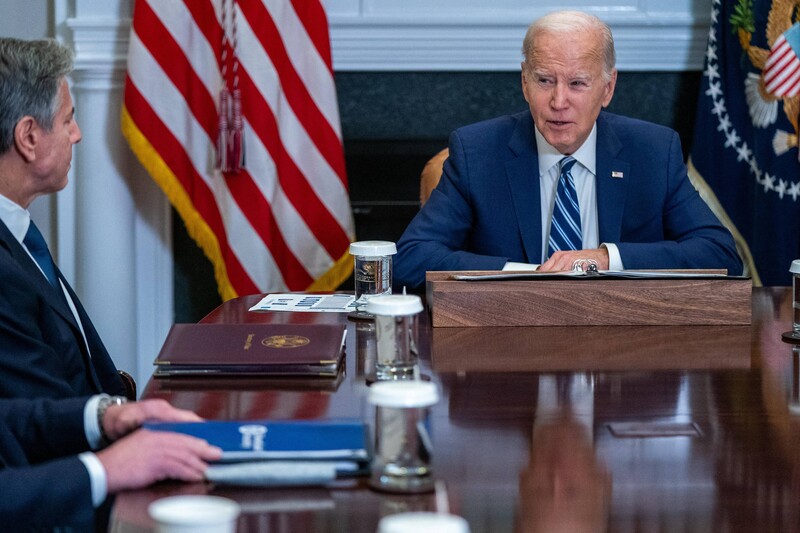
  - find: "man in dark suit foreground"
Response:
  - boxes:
[0,37,128,398]
[0,395,221,531]
[394,10,742,290]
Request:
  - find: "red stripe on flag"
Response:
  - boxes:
[290,0,335,72]
[784,70,800,96]
[764,54,791,82]
[766,55,800,95]
[776,66,800,96]
[124,78,259,294]
[134,4,318,286]
[766,38,790,64]
[239,0,348,187]
[238,66,351,258]
[225,170,315,288]
[134,22,314,284]
[125,0,354,295]
[181,0,223,64]
[133,1,218,139]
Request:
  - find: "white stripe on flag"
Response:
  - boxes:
[263,0,343,139]
[146,3,336,280]
[765,34,800,97]
[242,116,337,277]
[125,0,354,295]
[148,0,222,102]
[128,31,289,290]
[236,13,354,231]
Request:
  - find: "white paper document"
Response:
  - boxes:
[452,270,735,281]
[249,293,357,313]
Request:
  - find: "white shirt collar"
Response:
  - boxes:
[534,123,598,176]
[0,192,30,243]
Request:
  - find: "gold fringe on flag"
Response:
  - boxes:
[121,105,238,301]
[688,158,762,286]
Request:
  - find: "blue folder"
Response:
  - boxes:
[144,419,370,464]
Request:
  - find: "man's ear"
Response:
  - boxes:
[521,63,532,105]
[601,69,618,108]
[13,116,38,162]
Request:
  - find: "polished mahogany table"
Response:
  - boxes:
[112,287,800,533]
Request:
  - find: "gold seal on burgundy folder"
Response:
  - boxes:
[153,323,347,377]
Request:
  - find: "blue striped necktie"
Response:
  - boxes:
[23,221,59,288]
[548,156,582,257]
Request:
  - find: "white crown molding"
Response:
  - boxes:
[60,16,130,72]
[323,0,711,71]
[55,4,709,73]
[328,20,709,71]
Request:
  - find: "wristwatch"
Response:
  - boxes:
[97,395,128,445]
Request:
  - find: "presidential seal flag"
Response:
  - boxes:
[122,0,355,300]
[689,0,800,286]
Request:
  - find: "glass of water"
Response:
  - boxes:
[366,295,423,381]
[349,241,397,319]
[368,381,439,494]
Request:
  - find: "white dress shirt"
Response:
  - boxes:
[503,123,623,270]
[79,395,109,506]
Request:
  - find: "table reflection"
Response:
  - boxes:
[110,287,800,533]
[519,413,611,533]
[517,374,610,533]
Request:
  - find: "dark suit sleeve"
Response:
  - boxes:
[0,396,90,463]
[615,131,743,275]
[395,131,510,290]
[0,397,95,530]
[0,458,95,530]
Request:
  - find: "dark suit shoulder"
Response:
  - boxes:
[450,111,533,157]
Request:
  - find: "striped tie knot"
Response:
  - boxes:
[560,156,577,176]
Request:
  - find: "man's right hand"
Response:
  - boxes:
[102,398,203,442]
[538,248,610,272]
[97,429,222,493]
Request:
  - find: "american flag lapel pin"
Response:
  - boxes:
[611,170,624,179]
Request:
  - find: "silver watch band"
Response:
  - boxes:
[97,395,128,444]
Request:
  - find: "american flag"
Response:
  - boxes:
[122,0,354,301]
[763,22,800,98]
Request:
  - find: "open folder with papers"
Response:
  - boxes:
[451,269,745,281]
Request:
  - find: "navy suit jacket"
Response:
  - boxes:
[0,219,125,399]
[395,111,743,289]
[0,396,95,530]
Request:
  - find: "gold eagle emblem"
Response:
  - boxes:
[732,0,800,153]
[262,335,310,349]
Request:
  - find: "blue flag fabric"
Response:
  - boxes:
[690,0,800,286]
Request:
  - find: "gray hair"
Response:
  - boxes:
[0,38,74,154]
[521,11,616,81]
